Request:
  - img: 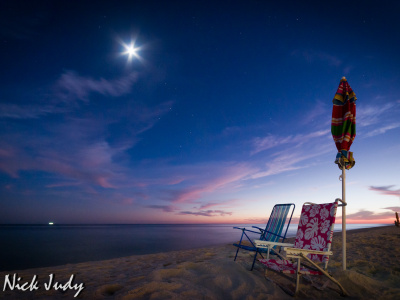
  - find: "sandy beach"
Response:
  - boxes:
[1,225,399,299]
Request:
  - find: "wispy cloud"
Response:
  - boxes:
[146,205,177,212]
[357,103,397,128]
[0,103,172,188]
[382,206,400,212]
[0,71,141,119]
[300,100,328,125]
[197,199,239,210]
[55,71,139,102]
[251,130,330,155]
[346,209,395,221]
[248,123,334,179]
[364,122,400,137]
[170,164,255,203]
[0,104,67,119]
[242,217,269,224]
[251,151,308,179]
[179,210,232,217]
[369,185,400,197]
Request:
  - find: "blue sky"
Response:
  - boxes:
[0,0,399,224]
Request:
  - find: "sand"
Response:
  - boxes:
[1,225,399,299]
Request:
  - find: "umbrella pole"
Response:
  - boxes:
[342,163,346,271]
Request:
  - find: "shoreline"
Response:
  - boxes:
[1,225,399,299]
[1,223,388,273]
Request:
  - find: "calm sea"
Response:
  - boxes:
[0,223,387,271]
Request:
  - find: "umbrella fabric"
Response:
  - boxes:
[331,78,357,169]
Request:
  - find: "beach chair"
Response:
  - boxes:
[233,203,295,270]
[255,199,348,296]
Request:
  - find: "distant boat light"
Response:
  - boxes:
[49,222,54,225]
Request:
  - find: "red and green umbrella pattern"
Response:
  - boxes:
[331,78,357,169]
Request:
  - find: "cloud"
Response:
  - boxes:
[369,185,400,197]
[179,210,232,217]
[357,103,396,128]
[300,100,327,125]
[56,71,139,102]
[346,209,395,221]
[251,152,306,179]
[364,123,400,137]
[198,200,238,210]
[382,207,400,212]
[169,164,255,203]
[0,104,66,119]
[251,142,331,179]
[242,217,270,224]
[0,67,174,187]
[251,130,330,155]
[0,101,172,188]
[146,205,177,212]
[0,71,142,119]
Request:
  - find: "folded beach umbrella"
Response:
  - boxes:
[331,76,357,271]
[331,77,357,170]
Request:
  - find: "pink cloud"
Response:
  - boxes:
[198,199,239,210]
[121,198,135,205]
[146,205,177,212]
[369,185,400,197]
[179,210,232,217]
[383,206,400,212]
[243,217,271,224]
[171,164,255,203]
[346,209,395,223]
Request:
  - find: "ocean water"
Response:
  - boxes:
[0,223,387,271]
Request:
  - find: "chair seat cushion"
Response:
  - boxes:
[259,258,322,275]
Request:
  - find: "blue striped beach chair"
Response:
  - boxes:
[233,203,295,270]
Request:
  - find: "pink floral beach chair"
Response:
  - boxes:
[255,199,348,296]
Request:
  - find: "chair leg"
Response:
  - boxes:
[295,257,301,294]
[234,231,245,261]
[234,246,240,261]
[251,250,258,271]
[299,253,348,296]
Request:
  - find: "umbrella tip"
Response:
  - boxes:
[341,76,346,81]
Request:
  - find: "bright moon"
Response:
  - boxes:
[122,42,140,61]
[126,45,137,56]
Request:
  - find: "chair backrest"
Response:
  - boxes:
[293,200,338,265]
[262,203,295,242]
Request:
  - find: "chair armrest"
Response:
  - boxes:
[254,240,294,249]
[252,226,264,232]
[283,247,333,257]
[233,227,262,234]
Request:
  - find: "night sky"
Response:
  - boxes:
[1,0,399,224]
